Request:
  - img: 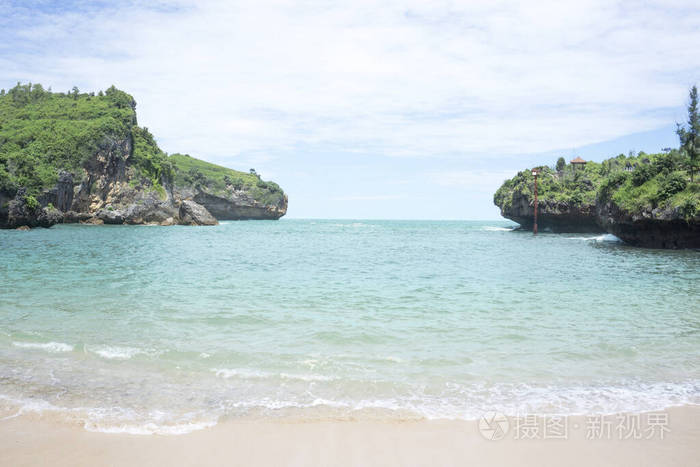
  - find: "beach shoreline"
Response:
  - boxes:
[1,405,698,466]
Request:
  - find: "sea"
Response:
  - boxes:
[1,220,698,434]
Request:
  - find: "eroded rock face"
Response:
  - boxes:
[192,191,287,220]
[498,191,602,233]
[2,133,287,228]
[596,201,700,249]
[495,183,700,248]
[178,200,218,225]
[170,185,286,221]
[0,188,63,229]
[37,171,74,212]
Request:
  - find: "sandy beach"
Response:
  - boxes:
[1,406,698,467]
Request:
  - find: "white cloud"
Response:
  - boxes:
[429,169,516,193]
[0,0,700,218]
[2,0,699,167]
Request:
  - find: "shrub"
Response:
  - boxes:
[631,164,654,186]
[570,190,583,204]
[679,198,698,219]
[658,172,687,201]
[24,194,39,210]
[598,172,628,201]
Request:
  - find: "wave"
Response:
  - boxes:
[327,222,373,228]
[383,356,403,363]
[191,379,700,420]
[85,345,156,360]
[482,226,514,232]
[83,420,218,435]
[280,372,336,382]
[566,234,621,242]
[212,368,273,379]
[212,368,336,382]
[12,341,73,353]
[1,379,698,435]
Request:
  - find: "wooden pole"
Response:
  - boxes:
[533,171,538,235]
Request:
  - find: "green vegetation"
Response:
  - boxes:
[0,83,136,195]
[24,194,39,210]
[494,159,604,211]
[676,85,699,182]
[495,150,699,220]
[0,83,285,207]
[604,151,699,219]
[495,149,699,220]
[495,85,700,221]
[169,153,285,206]
[131,126,174,197]
[556,156,566,172]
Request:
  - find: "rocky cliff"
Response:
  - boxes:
[494,153,700,248]
[596,199,700,249]
[494,164,602,233]
[0,83,287,229]
[495,191,601,233]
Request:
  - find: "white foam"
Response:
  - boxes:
[1,378,698,435]
[567,234,621,242]
[12,341,73,353]
[212,368,273,379]
[482,226,514,232]
[84,345,160,360]
[0,394,70,420]
[329,222,371,228]
[384,356,403,363]
[212,368,334,382]
[84,420,217,435]
[280,372,335,382]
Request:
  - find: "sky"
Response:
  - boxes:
[1,0,699,219]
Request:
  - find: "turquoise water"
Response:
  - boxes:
[1,220,699,434]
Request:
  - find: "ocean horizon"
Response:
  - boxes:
[1,220,698,435]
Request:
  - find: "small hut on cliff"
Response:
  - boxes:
[570,156,587,169]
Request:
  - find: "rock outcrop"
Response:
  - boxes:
[494,154,700,249]
[596,200,700,249]
[497,191,602,233]
[1,135,285,229]
[498,190,699,247]
[174,186,286,221]
[0,83,287,229]
[178,200,218,225]
[37,171,74,212]
[0,188,63,229]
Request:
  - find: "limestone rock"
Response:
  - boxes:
[596,201,700,249]
[496,189,602,233]
[1,188,63,229]
[178,200,218,226]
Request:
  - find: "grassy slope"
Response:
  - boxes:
[495,151,700,220]
[169,153,285,206]
[0,83,285,207]
[0,84,136,194]
[494,161,602,212]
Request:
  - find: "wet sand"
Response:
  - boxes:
[1,406,698,466]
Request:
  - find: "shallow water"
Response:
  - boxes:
[1,220,698,433]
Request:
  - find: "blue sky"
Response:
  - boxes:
[1,0,699,219]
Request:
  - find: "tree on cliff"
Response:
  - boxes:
[677,85,699,182]
[556,157,566,172]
